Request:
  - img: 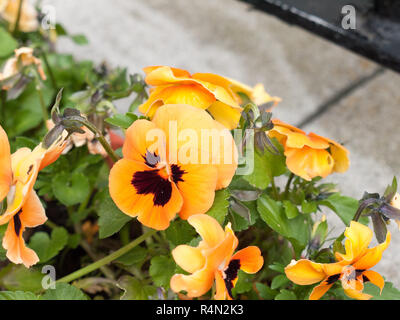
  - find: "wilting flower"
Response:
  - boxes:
[285,221,390,300]
[390,193,400,228]
[0,0,38,32]
[170,214,263,299]
[0,125,67,267]
[109,104,238,230]
[268,119,349,180]
[138,66,280,130]
[0,47,46,90]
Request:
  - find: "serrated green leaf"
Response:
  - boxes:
[52,171,90,206]
[0,265,43,293]
[229,209,249,231]
[206,189,230,224]
[97,193,131,239]
[118,276,156,300]
[165,219,196,246]
[116,246,147,266]
[274,289,297,300]
[270,274,289,290]
[232,270,254,295]
[255,283,277,300]
[149,255,176,289]
[40,283,88,300]
[364,281,400,300]
[29,227,69,263]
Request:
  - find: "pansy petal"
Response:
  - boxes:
[214,270,229,300]
[19,190,46,228]
[187,214,225,248]
[285,259,327,285]
[207,101,242,130]
[170,267,215,298]
[172,245,205,274]
[353,231,391,270]
[343,288,372,300]
[0,125,12,202]
[362,270,385,293]
[231,246,263,274]
[309,280,333,300]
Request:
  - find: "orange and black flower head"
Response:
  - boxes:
[0,125,68,267]
[170,214,264,300]
[285,221,390,300]
[109,104,238,230]
[268,119,349,181]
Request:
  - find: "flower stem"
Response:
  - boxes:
[283,173,294,199]
[12,0,23,36]
[57,229,157,283]
[40,51,58,90]
[37,86,48,122]
[271,178,279,200]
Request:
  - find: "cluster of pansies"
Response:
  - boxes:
[0,0,399,301]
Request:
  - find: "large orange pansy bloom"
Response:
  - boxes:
[0,126,67,267]
[138,66,280,130]
[268,119,349,181]
[0,0,38,32]
[109,104,238,230]
[170,214,263,300]
[285,221,390,300]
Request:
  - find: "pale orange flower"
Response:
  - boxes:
[0,0,38,32]
[268,119,349,180]
[139,66,280,130]
[170,214,263,300]
[285,221,390,300]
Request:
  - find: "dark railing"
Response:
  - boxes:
[240,0,400,73]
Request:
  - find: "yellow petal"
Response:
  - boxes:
[284,259,327,285]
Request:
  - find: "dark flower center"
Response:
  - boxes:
[224,259,241,299]
[13,211,22,236]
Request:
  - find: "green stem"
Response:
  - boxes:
[283,173,294,199]
[271,178,279,200]
[37,86,48,122]
[0,90,6,125]
[12,0,23,36]
[57,229,157,283]
[40,51,58,90]
[81,120,119,163]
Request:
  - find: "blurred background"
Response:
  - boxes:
[49,0,400,284]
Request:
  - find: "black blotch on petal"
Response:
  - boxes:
[13,211,22,236]
[224,259,241,299]
[170,164,185,183]
[131,170,172,206]
[326,273,341,285]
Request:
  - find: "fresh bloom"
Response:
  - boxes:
[0,125,67,267]
[0,0,38,32]
[268,119,349,180]
[0,47,46,89]
[109,104,238,230]
[285,221,390,300]
[170,214,264,299]
[138,66,280,130]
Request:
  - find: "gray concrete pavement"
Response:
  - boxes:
[48,0,400,286]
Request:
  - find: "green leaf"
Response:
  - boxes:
[0,265,43,293]
[274,289,297,300]
[255,283,278,300]
[116,246,147,266]
[269,263,285,273]
[165,219,196,246]
[364,281,400,300]
[97,193,131,239]
[320,193,367,225]
[40,283,88,300]
[270,274,289,290]
[71,34,89,45]
[232,271,254,294]
[283,200,299,219]
[242,150,271,189]
[118,276,156,300]
[206,189,230,224]
[0,291,38,300]
[29,227,69,263]
[105,113,137,129]
[52,171,90,206]
[229,209,249,231]
[0,27,17,57]
[149,255,176,289]
[301,200,317,214]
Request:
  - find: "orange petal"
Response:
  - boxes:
[172,245,206,274]
[187,214,225,248]
[285,259,327,285]
[0,125,11,202]
[214,270,230,300]
[19,190,47,228]
[343,288,372,300]
[353,231,391,270]
[337,221,373,264]
[207,101,242,130]
[362,270,385,293]
[170,267,215,298]
[309,280,333,300]
[231,246,263,274]
[2,215,39,268]
[284,147,334,181]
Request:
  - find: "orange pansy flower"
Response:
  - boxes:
[109,104,238,230]
[138,66,280,130]
[285,221,390,300]
[0,126,67,267]
[268,119,349,181]
[0,0,38,33]
[170,214,263,299]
